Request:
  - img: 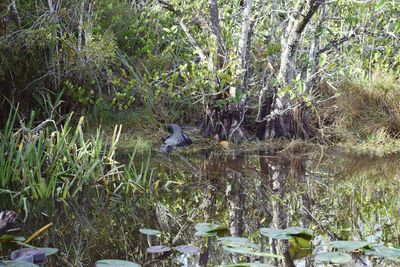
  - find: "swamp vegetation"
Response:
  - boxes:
[1,0,400,266]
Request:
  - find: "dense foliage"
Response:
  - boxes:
[1,0,399,138]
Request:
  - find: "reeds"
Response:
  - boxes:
[0,107,152,203]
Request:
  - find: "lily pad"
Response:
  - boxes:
[260,227,313,241]
[218,237,251,244]
[175,245,200,254]
[139,229,161,237]
[10,248,58,264]
[146,245,171,253]
[0,261,40,267]
[315,252,352,264]
[330,240,373,252]
[95,259,141,267]
[214,263,274,267]
[365,244,400,258]
[222,243,283,259]
[194,223,227,237]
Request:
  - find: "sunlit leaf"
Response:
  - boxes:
[365,244,400,258]
[222,242,283,259]
[330,240,373,252]
[146,245,171,253]
[218,237,251,244]
[194,223,227,237]
[139,229,161,237]
[319,53,327,66]
[315,252,352,264]
[259,227,313,241]
[95,259,141,267]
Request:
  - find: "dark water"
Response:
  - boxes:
[1,147,400,266]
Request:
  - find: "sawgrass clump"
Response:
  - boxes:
[333,71,400,155]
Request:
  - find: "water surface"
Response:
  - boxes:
[1,147,400,266]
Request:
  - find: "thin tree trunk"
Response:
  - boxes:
[77,0,85,52]
[237,0,253,81]
[10,1,21,27]
[278,0,324,83]
[209,0,225,68]
[307,6,325,92]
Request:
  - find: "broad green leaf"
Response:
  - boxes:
[365,244,400,258]
[139,229,161,237]
[260,227,313,240]
[315,252,352,264]
[95,259,141,267]
[330,241,373,252]
[223,246,283,259]
[195,223,227,237]
[218,237,251,244]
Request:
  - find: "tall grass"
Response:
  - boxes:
[0,107,152,204]
[331,71,400,155]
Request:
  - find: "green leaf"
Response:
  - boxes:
[315,252,352,264]
[95,259,141,267]
[374,1,386,12]
[194,223,227,237]
[319,53,327,66]
[139,229,161,237]
[259,227,313,241]
[289,237,312,260]
[218,237,251,244]
[330,241,373,252]
[365,244,400,258]
[222,242,283,259]
[214,263,274,267]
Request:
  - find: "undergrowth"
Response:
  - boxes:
[330,71,400,156]
[0,106,152,205]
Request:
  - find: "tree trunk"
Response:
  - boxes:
[307,6,325,92]
[209,0,225,68]
[258,0,324,140]
[204,0,253,142]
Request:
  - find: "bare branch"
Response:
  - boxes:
[157,0,181,16]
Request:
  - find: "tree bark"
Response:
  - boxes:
[209,0,225,68]
[258,0,324,140]
[204,0,253,142]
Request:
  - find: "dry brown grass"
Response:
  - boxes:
[316,71,400,156]
[335,72,400,139]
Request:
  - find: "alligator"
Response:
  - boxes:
[160,124,192,153]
